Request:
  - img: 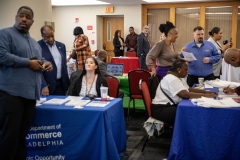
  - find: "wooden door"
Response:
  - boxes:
[103,17,124,63]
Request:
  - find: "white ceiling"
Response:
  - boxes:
[51,0,228,6]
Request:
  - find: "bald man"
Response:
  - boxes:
[137,25,150,70]
[223,48,240,94]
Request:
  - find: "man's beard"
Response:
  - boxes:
[198,38,203,43]
[103,58,107,62]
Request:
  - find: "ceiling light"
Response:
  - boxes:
[51,0,109,6]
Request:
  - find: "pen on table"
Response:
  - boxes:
[223,85,230,93]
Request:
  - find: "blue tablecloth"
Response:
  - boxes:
[26,96,126,160]
[168,97,240,160]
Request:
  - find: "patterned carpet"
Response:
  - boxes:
[121,109,173,160]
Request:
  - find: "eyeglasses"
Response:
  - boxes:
[145,28,149,29]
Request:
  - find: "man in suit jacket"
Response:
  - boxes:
[39,25,70,95]
[137,25,150,70]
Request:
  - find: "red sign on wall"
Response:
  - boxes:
[105,6,114,13]
[87,26,93,30]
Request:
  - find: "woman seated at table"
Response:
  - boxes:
[71,57,108,98]
[151,59,217,125]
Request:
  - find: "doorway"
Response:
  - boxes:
[103,17,124,63]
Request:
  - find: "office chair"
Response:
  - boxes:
[139,79,164,153]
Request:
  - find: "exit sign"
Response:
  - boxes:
[105,6,114,13]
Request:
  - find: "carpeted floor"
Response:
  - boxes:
[121,109,173,160]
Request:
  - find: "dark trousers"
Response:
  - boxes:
[151,104,176,125]
[52,78,66,95]
[187,73,215,87]
[0,90,36,160]
[138,55,147,70]
[114,50,124,57]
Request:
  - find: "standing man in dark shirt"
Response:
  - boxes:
[0,6,52,159]
[125,27,138,52]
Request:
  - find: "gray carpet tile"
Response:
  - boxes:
[122,109,173,160]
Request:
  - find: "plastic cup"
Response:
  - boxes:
[198,78,204,85]
[100,87,108,101]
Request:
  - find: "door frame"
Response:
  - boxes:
[97,15,124,63]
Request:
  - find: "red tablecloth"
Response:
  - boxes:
[111,57,140,73]
[111,57,155,73]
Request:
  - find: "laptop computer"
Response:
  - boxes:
[107,63,124,76]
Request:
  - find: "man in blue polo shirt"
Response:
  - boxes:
[179,26,221,87]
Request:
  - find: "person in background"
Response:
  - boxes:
[125,26,138,52]
[113,30,125,57]
[95,49,108,77]
[38,25,70,96]
[222,48,240,95]
[71,57,108,97]
[96,49,124,98]
[0,6,52,159]
[146,21,179,80]
[137,25,150,70]
[151,59,217,125]
[207,27,231,79]
[67,26,91,70]
[179,26,221,87]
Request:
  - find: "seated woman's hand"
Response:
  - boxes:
[204,91,218,97]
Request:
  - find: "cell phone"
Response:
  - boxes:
[223,40,228,45]
[229,38,232,48]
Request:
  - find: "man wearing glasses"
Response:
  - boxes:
[137,25,150,70]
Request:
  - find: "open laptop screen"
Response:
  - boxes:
[106,63,124,76]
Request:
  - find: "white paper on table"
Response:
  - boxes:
[204,83,213,88]
[65,96,84,101]
[74,106,84,109]
[85,101,110,107]
[182,51,197,61]
[218,91,239,99]
[205,79,240,88]
[43,98,70,105]
[191,97,240,108]
[36,98,47,104]
[36,98,47,106]
[65,99,90,106]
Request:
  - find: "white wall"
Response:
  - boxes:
[52,5,142,51]
[0,0,52,40]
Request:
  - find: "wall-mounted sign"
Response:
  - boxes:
[87,26,93,30]
[105,6,114,13]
